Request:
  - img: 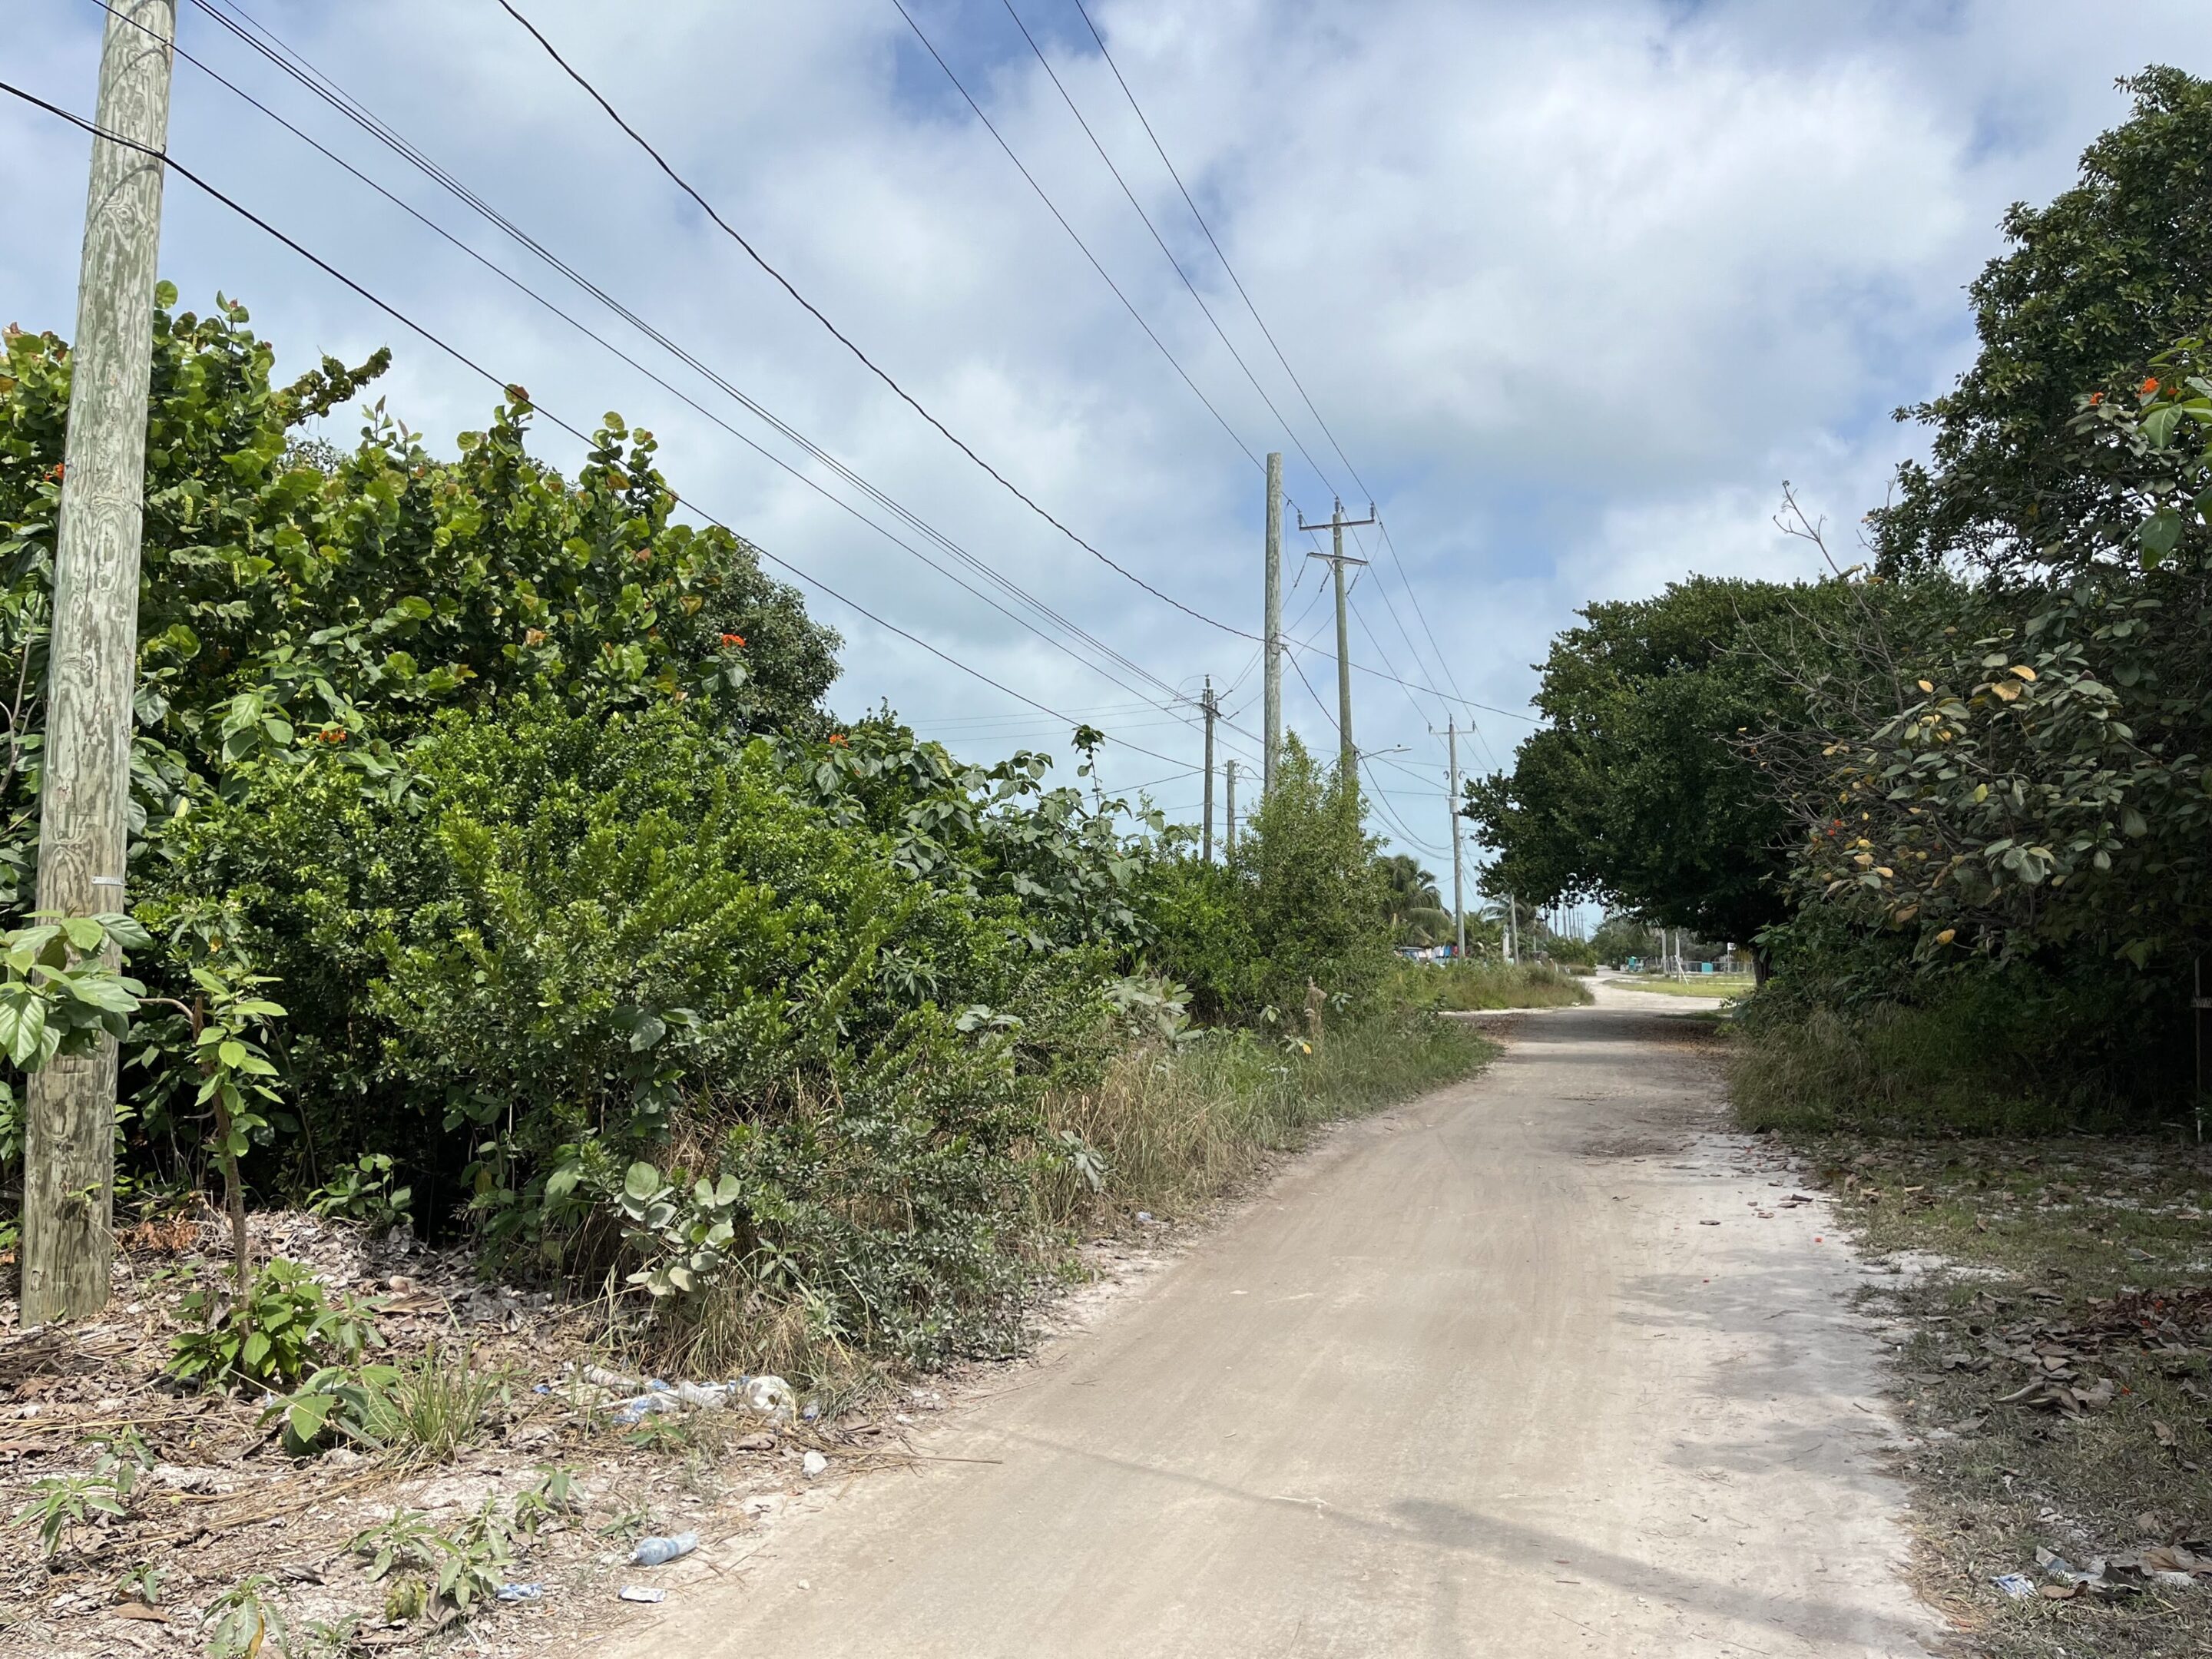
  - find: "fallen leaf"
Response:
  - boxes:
[2154,1420,2178,1448]
[111,1604,169,1623]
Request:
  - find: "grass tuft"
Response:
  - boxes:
[368,1342,505,1466]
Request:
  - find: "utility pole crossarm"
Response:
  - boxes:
[1297,499,1376,777]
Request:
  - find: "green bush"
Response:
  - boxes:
[1139,737,1395,1023]
[166,1257,384,1391]
[1730,920,2187,1134]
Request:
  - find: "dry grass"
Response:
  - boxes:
[1040,1011,1494,1228]
[1780,1134,2212,1657]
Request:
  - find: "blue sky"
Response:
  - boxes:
[5,0,2209,873]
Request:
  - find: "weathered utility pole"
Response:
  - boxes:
[23,0,177,1326]
[1261,453,1283,797]
[1224,760,1237,857]
[1298,497,1376,777]
[1200,677,1217,862]
[1445,722,1465,959]
[1508,894,1520,966]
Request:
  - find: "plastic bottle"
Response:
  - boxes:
[630,1532,699,1567]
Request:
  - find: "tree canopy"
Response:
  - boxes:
[1463,576,1842,952]
[1873,67,2212,575]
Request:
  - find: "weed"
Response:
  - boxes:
[88,1425,157,1497]
[261,1363,401,1458]
[116,1560,171,1607]
[595,1502,656,1546]
[1038,1009,1491,1227]
[512,1465,582,1535]
[202,1573,287,1659]
[12,1470,127,1556]
[293,1613,366,1658]
[351,1501,512,1617]
[167,1257,384,1391]
[305,1151,413,1233]
[1389,960,1592,1012]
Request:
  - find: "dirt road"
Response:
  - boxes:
[602,985,1938,1657]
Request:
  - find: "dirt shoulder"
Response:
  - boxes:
[1777,1133,2212,1657]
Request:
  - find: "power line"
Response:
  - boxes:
[0,79,1204,777]
[172,0,1209,718]
[118,0,1252,781]
[996,0,1338,494]
[1057,2,1475,715]
[887,0,1456,737]
[495,0,1253,643]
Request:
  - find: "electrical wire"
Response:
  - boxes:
[997,0,1336,494]
[1058,1,1475,714]
[161,0,1217,738]
[494,0,1257,642]
[0,80,1205,774]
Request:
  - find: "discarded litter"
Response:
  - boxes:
[631,1532,699,1567]
[1991,1573,2038,1598]
[594,1369,797,1426]
[744,1375,796,1419]
[618,1585,667,1604]
[803,1450,830,1479]
[497,1582,545,1603]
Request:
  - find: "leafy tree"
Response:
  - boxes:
[1237,737,1393,1009]
[1776,349,2212,972]
[0,292,842,906]
[1465,577,1846,970]
[1873,67,2212,575]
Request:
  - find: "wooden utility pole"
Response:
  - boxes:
[1200,677,1217,862]
[1298,498,1376,778]
[1261,453,1283,798]
[22,0,177,1326]
[1224,760,1237,857]
[1444,722,1465,959]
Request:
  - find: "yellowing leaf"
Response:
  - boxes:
[1935,928,1956,945]
[1916,679,1933,693]
[1991,680,2022,701]
[2010,664,2037,680]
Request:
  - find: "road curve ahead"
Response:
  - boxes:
[599,986,1938,1658]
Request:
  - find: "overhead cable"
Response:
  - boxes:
[0,81,1203,773]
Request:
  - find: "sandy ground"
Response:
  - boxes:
[590,985,1942,1658]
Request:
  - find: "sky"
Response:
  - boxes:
[5,0,2208,886]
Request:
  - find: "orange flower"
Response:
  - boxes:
[45,462,63,482]
[2087,391,2104,406]
[827,733,848,746]
[319,728,347,744]
[2141,376,2161,396]
[524,628,547,646]
[719,633,746,647]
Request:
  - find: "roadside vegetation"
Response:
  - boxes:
[1468,66,2212,1655]
[0,293,1504,1649]
[1391,959,1591,1012]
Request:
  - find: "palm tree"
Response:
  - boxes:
[1381,854,1453,946]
